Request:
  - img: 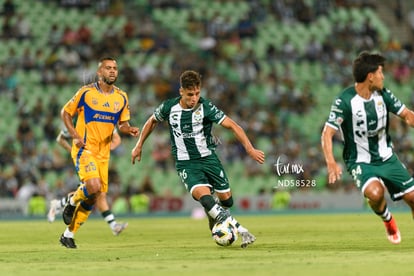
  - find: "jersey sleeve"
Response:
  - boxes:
[63,87,86,116]
[154,101,168,122]
[204,99,226,124]
[118,92,131,122]
[381,88,405,115]
[325,96,347,130]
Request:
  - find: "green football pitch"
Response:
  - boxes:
[1,212,414,276]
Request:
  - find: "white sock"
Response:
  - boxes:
[207,204,222,219]
[64,228,74,238]
[60,197,66,208]
[103,213,117,229]
[69,196,76,206]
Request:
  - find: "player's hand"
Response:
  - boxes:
[247,148,265,164]
[73,137,85,148]
[131,146,142,164]
[327,162,342,184]
[128,126,140,137]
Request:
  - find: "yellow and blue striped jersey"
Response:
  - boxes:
[63,82,131,161]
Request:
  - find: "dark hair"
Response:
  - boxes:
[180,70,201,89]
[352,51,385,83]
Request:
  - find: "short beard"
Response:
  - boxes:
[102,76,116,85]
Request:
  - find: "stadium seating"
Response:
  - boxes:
[1,0,408,198]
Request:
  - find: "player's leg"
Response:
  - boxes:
[70,198,95,232]
[62,179,100,225]
[60,156,104,248]
[363,179,387,215]
[402,191,414,217]
[96,192,128,236]
[48,192,74,223]
[70,178,101,204]
[207,154,256,248]
[176,161,226,226]
[380,158,414,220]
[60,186,97,249]
[352,160,403,244]
[63,155,102,225]
[60,197,95,249]
[47,198,64,223]
[196,188,230,223]
[178,166,230,224]
[363,179,400,244]
[216,191,256,248]
[378,155,414,244]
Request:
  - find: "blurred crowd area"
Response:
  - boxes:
[2,0,414,215]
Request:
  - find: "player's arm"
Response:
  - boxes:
[118,121,139,137]
[398,107,414,127]
[110,130,121,150]
[56,131,72,152]
[321,124,342,184]
[131,115,158,164]
[220,116,265,164]
[61,108,85,149]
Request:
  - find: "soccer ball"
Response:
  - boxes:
[211,219,238,246]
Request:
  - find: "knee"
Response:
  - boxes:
[364,183,384,202]
[86,179,101,195]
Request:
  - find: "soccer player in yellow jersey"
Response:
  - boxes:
[59,57,139,249]
[49,126,126,239]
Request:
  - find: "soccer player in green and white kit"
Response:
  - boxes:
[131,70,265,248]
[322,51,414,244]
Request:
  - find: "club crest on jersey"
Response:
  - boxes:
[194,111,203,122]
[376,101,385,113]
[92,98,98,105]
[114,102,120,112]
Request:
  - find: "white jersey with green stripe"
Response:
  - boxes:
[154,96,226,161]
[326,86,405,167]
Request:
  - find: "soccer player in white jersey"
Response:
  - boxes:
[321,51,414,244]
[131,70,265,248]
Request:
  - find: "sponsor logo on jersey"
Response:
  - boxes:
[93,113,115,121]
